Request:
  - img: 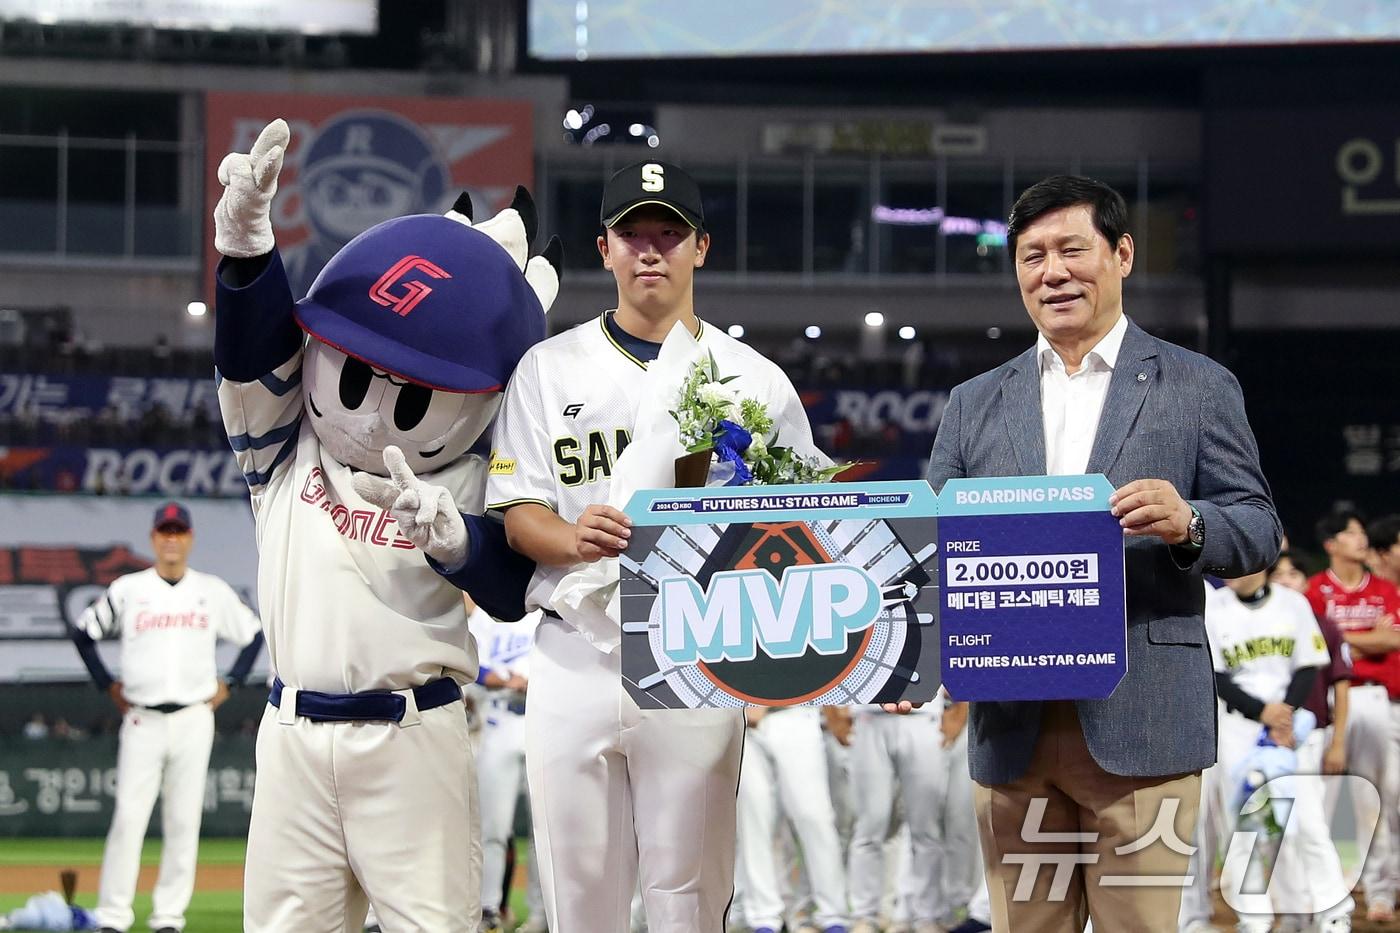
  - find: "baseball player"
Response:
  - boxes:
[470,601,547,933]
[847,701,948,933]
[734,706,849,933]
[67,502,262,933]
[480,160,827,932]
[212,120,556,931]
[1277,557,1357,933]
[935,696,979,925]
[1306,508,1400,922]
[1209,568,1348,933]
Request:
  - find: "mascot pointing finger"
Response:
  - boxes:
[213,118,554,932]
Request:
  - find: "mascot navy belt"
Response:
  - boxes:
[269,677,462,723]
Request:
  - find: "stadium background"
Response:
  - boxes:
[1,0,1398,928]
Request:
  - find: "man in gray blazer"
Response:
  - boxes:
[925,175,1279,932]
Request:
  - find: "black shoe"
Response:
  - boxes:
[947,922,992,933]
[98,928,123,933]
[154,928,179,933]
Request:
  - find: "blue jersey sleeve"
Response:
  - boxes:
[214,250,304,383]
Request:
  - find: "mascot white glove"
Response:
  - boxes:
[352,446,470,567]
[213,118,289,258]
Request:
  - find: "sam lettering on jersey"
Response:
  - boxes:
[553,428,632,487]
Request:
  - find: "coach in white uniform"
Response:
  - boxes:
[484,161,826,933]
[69,501,262,933]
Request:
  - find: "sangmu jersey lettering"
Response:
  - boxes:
[1207,584,1329,705]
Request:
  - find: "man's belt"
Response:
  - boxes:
[139,702,189,714]
[269,677,462,723]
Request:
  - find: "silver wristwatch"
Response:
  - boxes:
[1186,505,1205,549]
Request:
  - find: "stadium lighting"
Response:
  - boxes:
[864,311,884,328]
[805,325,821,339]
[727,324,745,338]
[187,301,207,318]
[563,109,584,130]
[987,326,1002,339]
[899,326,916,340]
[647,135,660,148]
[629,123,645,136]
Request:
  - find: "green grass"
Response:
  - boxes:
[0,837,247,866]
[0,838,247,933]
[0,837,538,931]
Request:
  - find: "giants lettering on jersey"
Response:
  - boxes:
[133,610,210,632]
[299,467,416,549]
[553,429,631,487]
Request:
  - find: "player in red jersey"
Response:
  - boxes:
[1307,508,1400,922]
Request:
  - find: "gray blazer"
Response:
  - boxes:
[926,318,1280,783]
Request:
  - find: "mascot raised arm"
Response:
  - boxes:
[212,119,553,932]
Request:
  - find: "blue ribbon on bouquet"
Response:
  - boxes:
[714,419,753,486]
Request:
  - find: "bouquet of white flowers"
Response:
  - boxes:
[670,351,849,486]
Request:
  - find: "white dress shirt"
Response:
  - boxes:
[1037,313,1129,476]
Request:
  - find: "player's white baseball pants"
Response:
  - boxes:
[1327,684,1397,909]
[735,708,848,930]
[525,617,743,933]
[1216,710,1353,932]
[94,704,214,933]
[243,699,481,933]
[478,700,545,920]
[847,712,947,926]
[937,724,980,914]
[1271,726,1355,923]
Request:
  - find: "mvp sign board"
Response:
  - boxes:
[619,477,1125,709]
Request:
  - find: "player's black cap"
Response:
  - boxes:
[600,161,704,229]
[152,502,192,532]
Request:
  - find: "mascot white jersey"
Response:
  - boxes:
[212,120,557,932]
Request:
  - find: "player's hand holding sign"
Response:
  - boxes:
[213,118,287,259]
[353,446,469,566]
[576,504,630,561]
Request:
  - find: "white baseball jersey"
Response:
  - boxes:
[218,347,482,693]
[470,608,539,681]
[76,567,260,707]
[486,312,819,618]
[1206,584,1330,705]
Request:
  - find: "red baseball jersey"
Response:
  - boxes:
[1307,570,1400,696]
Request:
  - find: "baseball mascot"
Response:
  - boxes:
[212,119,554,932]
